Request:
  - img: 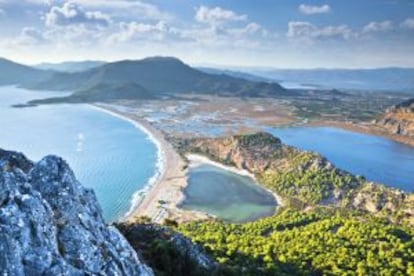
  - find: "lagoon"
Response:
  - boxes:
[267,126,414,191]
[181,164,277,223]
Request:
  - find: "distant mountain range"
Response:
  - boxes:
[0,58,53,86]
[1,56,413,105]
[35,60,106,73]
[21,57,290,104]
[240,67,414,92]
[197,67,273,83]
[0,56,292,104]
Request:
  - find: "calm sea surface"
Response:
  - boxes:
[0,86,158,222]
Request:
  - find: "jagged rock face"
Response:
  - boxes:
[0,149,153,275]
[349,183,413,220]
[375,98,414,137]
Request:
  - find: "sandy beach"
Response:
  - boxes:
[187,154,256,179]
[95,105,211,223]
[95,104,283,223]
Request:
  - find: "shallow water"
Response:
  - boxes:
[267,126,414,191]
[181,164,277,223]
[0,86,158,222]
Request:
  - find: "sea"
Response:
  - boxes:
[0,86,160,222]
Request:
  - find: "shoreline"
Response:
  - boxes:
[90,105,165,220]
[94,104,211,223]
[91,103,412,225]
[307,120,414,147]
[93,104,282,223]
[187,154,256,179]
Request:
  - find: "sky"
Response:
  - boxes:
[0,0,413,68]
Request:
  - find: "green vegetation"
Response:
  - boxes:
[169,133,414,275]
[288,92,405,122]
[178,209,414,275]
[123,133,414,275]
[176,132,413,224]
[258,152,358,205]
[28,82,155,105]
[234,132,281,148]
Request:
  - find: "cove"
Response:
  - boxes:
[267,126,414,191]
[181,164,277,223]
[0,86,159,222]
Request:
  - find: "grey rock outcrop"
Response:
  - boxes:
[0,149,153,275]
[117,223,217,273]
[374,98,414,137]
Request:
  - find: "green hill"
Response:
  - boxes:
[28,82,155,105]
[26,56,289,99]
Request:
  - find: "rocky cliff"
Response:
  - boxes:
[116,222,218,275]
[0,149,153,275]
[374,98,414,137]
[173,132,414,225]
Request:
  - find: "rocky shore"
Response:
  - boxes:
[373,98,414,138]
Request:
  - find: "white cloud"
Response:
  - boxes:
[195,6,247,26]
[298,4,331,15]
[401,18,414,29]
[19,27,47,44]
[108,21,184,43]
[4,27,47,46]
[45,2,111,27]
[71,0,173,21]
[287,21,352,40]
[363,20,393,32]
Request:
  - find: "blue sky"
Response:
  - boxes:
[0,0,413,68]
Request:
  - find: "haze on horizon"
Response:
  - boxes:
[0,0,413,69]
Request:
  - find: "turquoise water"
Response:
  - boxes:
[181,164,277,223]
[0,86,158,222]
[267,127,414,191]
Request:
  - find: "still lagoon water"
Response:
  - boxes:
[268,127,414,191]
[181,164,277,223]
[0,86,159,222]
